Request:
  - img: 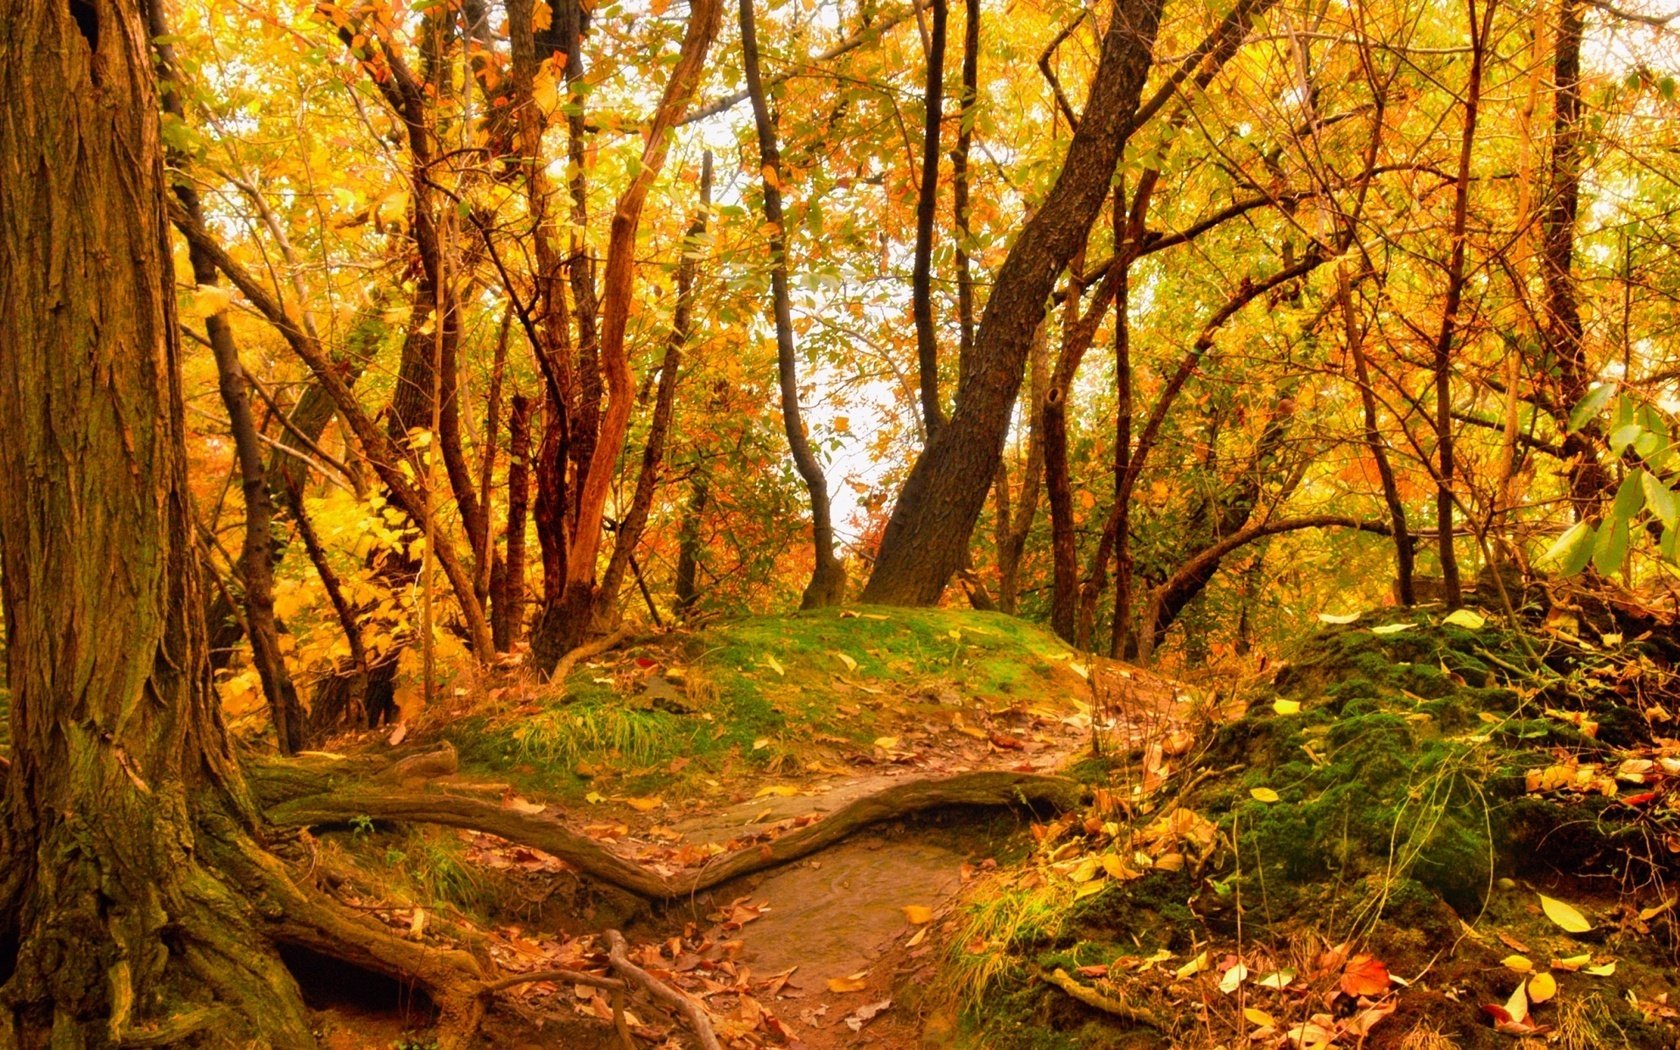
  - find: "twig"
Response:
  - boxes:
[1042,968,1164,1030]
[604,930,722,1050]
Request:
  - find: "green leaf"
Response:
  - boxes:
[1613,472,1646,521]
[1569,385,1615,431]
[1643,471,1679,530]
[1610,423,1644,456]
[1539,520,1595,575]
[1593,517,1630,575]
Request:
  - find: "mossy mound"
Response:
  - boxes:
[942,610,1680,1048]
[443,606,1088,805]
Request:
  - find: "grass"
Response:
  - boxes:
[446,605,1083,803]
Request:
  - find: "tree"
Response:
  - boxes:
[0,0,313,1037]
[0,3,479,1040]
[861,0,1166,605]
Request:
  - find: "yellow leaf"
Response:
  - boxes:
[1539,893,1593,933]
[902,905,934,925]
[754,785,800,798]
[1502,954,1534,973]
[1174,951,1210,979]
[1639,897,1676,921]
[1243,1007,1276,1028]
[1553,954,1591,971]
[1070,856,1101,883]
[1272,699,1301,715]
[1528,972,1557,1003]
[762,654,785,676]
[624,796,662,812]
[833,650,858,672]
[826,974,868,993]
[1250,787,1280,803]
[1583,961,1616,976]
[762,164,783,191]
[1074,880,1108,899]
[1443,608,1487,629]
[873,736,900,749]
[752,737,771,751]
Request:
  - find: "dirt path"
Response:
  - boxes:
[621,658,1198,1048]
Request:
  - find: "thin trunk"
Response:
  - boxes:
[1431,0,1495,609]
[675,472,711,614]
[1340,263,1414,604]
[913,0,948,435]
[152,18,305,753]
[997,319,1049,612]
[1540,0,1605,514]
[599,154,713,612]
[952,0,981,382]
[527,0,723,671]
[494,393,536,652]
[740,0,847,609]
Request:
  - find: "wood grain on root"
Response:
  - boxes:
[266,770,1083,899]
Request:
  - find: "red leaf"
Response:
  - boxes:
[1339,954,1390,998]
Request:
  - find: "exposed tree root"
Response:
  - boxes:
[605,928,722,1050]
[549,625,634,687]
[1042,968,1164,1031]
[265,770,1084,900]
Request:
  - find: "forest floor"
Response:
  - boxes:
[146,603,1680,1048]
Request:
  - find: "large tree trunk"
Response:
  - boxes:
[0,2,313,1038]
[861,0,1165,606]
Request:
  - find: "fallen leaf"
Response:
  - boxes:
[1370,622,1416,635]
[1175,951,1210,979]
[624,796,663,812]
[1243,1006,1276,1028]
[827,973,869,993]
[1583,961,1616,976]
[1250,787,1280,803]
[1273,699,1302,715]
[902,905,934,925]
[1318,612,1361,624]
[762,654,785,676]
[1257,969,1295,989]
[754,785,801,798]
[833,651,859,672]
[1443,608,1487,629]
[1528,971,1557,1003]
[1503,978,1530,1024]
[873,736,900,749]
[1539,893,1593,933]
[1502,954,1534,973]
[1219,963,1249,993]
[1340,954,1390,997]
[843,999,891,1032]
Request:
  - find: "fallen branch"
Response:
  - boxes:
[606,929,722,1050]
[266,770,1083,900]
[1043,968,1164,1031]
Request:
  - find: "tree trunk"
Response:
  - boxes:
[913,0,949,436]
[740,0,847,609]
[493,394,535,652]
[1539,0,1607,514]
[1431,0,1495,610]
[861,0,1165,606]
[152,19,306,754]
[1339,264,1414,604]
[0,2,314,1037]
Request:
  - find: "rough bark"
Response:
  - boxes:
[0,5,312,1039]
[861,0,1166,605]
[740,0,848,609]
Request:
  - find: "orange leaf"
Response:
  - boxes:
[1339,954,1390,998]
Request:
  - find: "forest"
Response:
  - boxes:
[2,0,1680,1044]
